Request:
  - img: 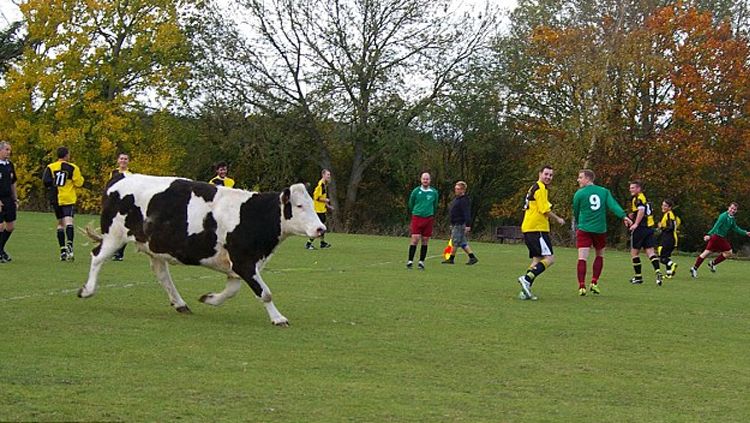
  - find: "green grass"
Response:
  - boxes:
[1,211,749,422]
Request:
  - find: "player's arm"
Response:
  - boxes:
[42,165,53,187]
[73,165,84,187]
[433,190,439,216]
[605,191,631,226]
[407,189,416,214]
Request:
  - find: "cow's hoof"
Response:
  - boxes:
[77,287,93,298]
[198,293,215,304]
[175,305,192,314]
[272,319,290,327]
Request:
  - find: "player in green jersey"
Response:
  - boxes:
[572,169,631,296]
[690,202,750,278]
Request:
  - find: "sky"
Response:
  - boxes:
[2,0,518,31]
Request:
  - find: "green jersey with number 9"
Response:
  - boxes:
[572,184,627,234]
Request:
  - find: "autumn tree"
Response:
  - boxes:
[0,0,196,209]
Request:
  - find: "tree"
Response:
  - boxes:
[0,0,196,209]
[203,0,499,230]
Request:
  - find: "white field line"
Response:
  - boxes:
[0,254,445,303]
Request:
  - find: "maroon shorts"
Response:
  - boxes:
[576,230,607,250]
[410,215,434,237]
[705,234,732,252]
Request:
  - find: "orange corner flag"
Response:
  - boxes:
[443,239,453,260]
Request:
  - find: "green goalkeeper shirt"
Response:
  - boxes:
[572,184,627,234]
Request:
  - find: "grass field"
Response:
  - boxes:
[1,211,749,422]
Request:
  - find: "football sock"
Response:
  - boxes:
[0,229,10,252]
[56,229,66,247]
[468,253,476,259]
[660,256,670,266]
[419,245,428,261]
[592,256,603,283]
[713,255,726,266]
[525,260,548,283]
[65,224,74,244]
[649,255,660,271]
[408,245,416,261]
[577,259,587,288]
[694,256,705,269]
[632,256,642,279]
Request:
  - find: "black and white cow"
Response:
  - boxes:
[79,174,326,326]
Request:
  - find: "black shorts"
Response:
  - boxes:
[316,212,327,224]
[53,204,75,220]
[631,226,656,250]
[0,197,17,223]
[524,232,553,258]
[659,232,676,258]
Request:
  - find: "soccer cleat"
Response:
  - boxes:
[578,287,587,296]
[320,241,331,249]
[656,271,663,286]
[66,242,75,262]
[417,261,425,270]
[518,290,538,301]
[690,266,698,278]
[630,277,644,284]
[708,261,716,273]
[517,276,534,300]
[60,248,68,262]
[669,262,678,277]
[406,260,414,269]
[441,258,454,264]
[590,284,600,295]
[0,252,10,263]
[305,242,315,250]
[466,257,478,265]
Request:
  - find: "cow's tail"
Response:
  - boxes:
[83,224,103,244]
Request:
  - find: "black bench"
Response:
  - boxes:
[495,226,524,243]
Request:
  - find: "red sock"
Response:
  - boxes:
[577,260,587,288]
[592,256,603,284]
[713,255,726,265]
[694,256,705,269]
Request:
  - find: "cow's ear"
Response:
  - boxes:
[282,188,292,220]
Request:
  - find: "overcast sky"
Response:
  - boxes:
[1,0,518,31]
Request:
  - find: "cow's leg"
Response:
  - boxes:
[199,276,242,306]
[149,257,191,314]
[237,264,288,326]
[78,236,128,298]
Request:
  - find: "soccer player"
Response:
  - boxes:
[406,172,438,270]
[690,202,750,278]
[572,169,632,296]
[0,141,18,263]
[441,180,478,265]
[209,161,235,188]
[627,180,663,286]
[657,199,680,278]
[42,146,84,261]
[108,153,132,261]
[516,165,565,300]
[306,169,333,250]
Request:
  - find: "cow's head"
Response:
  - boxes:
[280,183,327,239]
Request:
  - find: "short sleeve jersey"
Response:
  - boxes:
[630,193,655,228]
[521,180,552,233]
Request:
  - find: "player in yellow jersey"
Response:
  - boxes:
[306,169,333,249]
[627,180,662,286]
[658,199,680,278]
[209,162,235,188]
[516,165,565,300]
[42,147,84,261]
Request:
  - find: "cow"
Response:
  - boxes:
[78,174,326,326]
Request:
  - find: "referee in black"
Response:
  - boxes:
[0,141,18,263]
